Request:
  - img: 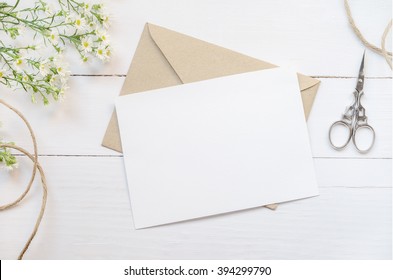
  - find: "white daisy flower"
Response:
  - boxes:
[83,2,92,15]
[96,29,109,43]
[51,55,69,80]
[56,65,70,82]
[39,61,50,77]
[87,21,97,32]
[95,47,107,61]
[13,57,25,69]
[105,46,113,60]
[48,30,59,45]
[0,68,8,79]
[101,14,110,29]
[81,55,90,64]
[22,74,30,83]
[81,38,93,53]
[74,16,86,31]
[49,74,61,87]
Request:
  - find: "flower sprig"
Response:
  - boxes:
[0,0,111,171]
[0,142,17,171]
[0,0,111,104]
[0,45,69,104]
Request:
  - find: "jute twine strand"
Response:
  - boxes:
[344,0,392,69]
[381,20,393,69]
[0,99,48,260]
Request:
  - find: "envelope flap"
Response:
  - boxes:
[297,73,320,91]
[147,23,319,91]
[148,23,276,83]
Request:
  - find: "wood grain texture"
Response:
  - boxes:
[63,0,392,77]
[0,157,391,260]
[0,77,390,158]
[0,0,391,259]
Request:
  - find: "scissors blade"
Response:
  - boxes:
[355,50,365,93]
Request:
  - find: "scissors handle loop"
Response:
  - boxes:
[328,120,352,150]
[352,124,375,153]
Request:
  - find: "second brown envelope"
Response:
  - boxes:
[102,23,321,209]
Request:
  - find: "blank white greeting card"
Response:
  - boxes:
[116,68,318,229]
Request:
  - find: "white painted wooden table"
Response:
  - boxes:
[1,0,391,259]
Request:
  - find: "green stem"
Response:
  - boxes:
[0,53,14,70]
[11,0,21,11]
[0,10,49,33]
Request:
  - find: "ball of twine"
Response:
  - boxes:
[0,99,48,260]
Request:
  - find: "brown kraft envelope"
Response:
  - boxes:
[103,23,321,210]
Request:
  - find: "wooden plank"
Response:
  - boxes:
[0,156,391,259]
[1,0,390,77]
[2,157,390,201]
[1,77,390,158]
[315,158,391,188]
[58,0,391,77]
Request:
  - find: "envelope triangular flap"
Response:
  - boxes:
[121,24,182,95]
[147,23,319,91]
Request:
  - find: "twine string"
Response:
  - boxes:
[0,98,48,260]
[344,0,392,69]
[0,100,38,210]
[381,20,393,69]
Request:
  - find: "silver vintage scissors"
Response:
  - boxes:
[328,51,375,153]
